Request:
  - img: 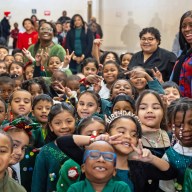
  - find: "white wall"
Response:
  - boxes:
[1,0,192,54]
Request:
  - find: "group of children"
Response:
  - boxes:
[0,15,192,192]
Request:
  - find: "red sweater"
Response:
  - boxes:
[17,31,38,50]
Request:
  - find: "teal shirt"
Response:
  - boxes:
[67,178,131,192]
[31,141,69,192]
[74,28,82,56]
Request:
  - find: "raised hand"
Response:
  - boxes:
[64,49,74,67]
[131,139,154,162]
[95,133,123,145]
[93,39,103,47]
[86,74,103,84]
[151,67,164,83]
[22,48,35,61]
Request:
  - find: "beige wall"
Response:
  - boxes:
[1,0,192,54]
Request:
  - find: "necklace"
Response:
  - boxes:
[142,130,162,148]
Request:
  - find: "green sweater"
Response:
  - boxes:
[31,141,69,192]
[67,178,131,192]
[0,171,26,192]
[57,158,81,192]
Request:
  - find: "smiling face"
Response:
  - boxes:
[121,54,132,69]
[9,130,29,165]
[77,93,100,119]
[0,133,12,179]
[24,20,34,32]
[111,80,133,99]
[10,63,23,76]
[82,141,116,184]
[174,109,192,147]
[137,93,163,129]
[103,64,118,85]
[74,16,83,28]
[164,87,180,106]
[109,117,138,155]
[39,23,54,42]
[140,32,159,54]
[32,100,52,124]
[49,110,75,137]
[48,57,63,74]
[4,56,14,67]
[181,16,192,47]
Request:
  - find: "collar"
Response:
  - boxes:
[174,142,192,156]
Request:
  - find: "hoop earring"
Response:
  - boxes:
[171,124,176,146]
[179,124,183,139]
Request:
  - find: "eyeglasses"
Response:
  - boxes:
[140,37,155,42]
[83,150,116,163]
[39,27,53,33]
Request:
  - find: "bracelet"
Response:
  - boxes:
[89,131,98,144]
[79,78,90,86]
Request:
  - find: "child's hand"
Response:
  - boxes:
[126,69,152,81]
[41,49,49,66]
[131,139,154,162]
[53,82,66,94]
[65,87,73,97]
[95,133,122,145]
[86,75,103,84]
[64,49,74,67]
[22,48,35,62]
[93,79,102,93]
[151,67,164,83]
[93,39,103,46]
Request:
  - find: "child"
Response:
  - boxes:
[112,94,135,114]
[67,140,131,192]
[0,45,9,60]
[4,54,14,67]
[24,62,34,80]
[57,115,106,192]
[136,90,170,157]
[22,77,50,100]
[32,94,53,147]
[10,22,19,49]
[99,60,122,99]
[66,75,80,94]
[0,97,7,125]
[0,130,26,192]
[8,61,24,81]
[12,75,23,91]
[162,81,181,106]
[120,52,134,71]
[0,60,7,74]
[80,57,99,77]
[57,111,177,192]
[8,89,32,120]
[17,18,38,50]
[0,75,15,103]
[77,90,101,119]
[159,97,192,192]
[14,53,24,63]
[31,102,76,192]
[128,66,164,95]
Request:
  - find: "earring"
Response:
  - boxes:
[171,124,176,146]
[179,124,183,138]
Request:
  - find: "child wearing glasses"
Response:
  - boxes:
[67,140,131,192]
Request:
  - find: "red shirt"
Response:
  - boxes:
[17,31,38,50]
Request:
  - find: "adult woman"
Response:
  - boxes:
[28,21,66,64]
[128,27,176,82]
[66,14,94,74]
[171,10,192,98]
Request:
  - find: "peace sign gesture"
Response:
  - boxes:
[130,139,153,162]
[64,49,74,67]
